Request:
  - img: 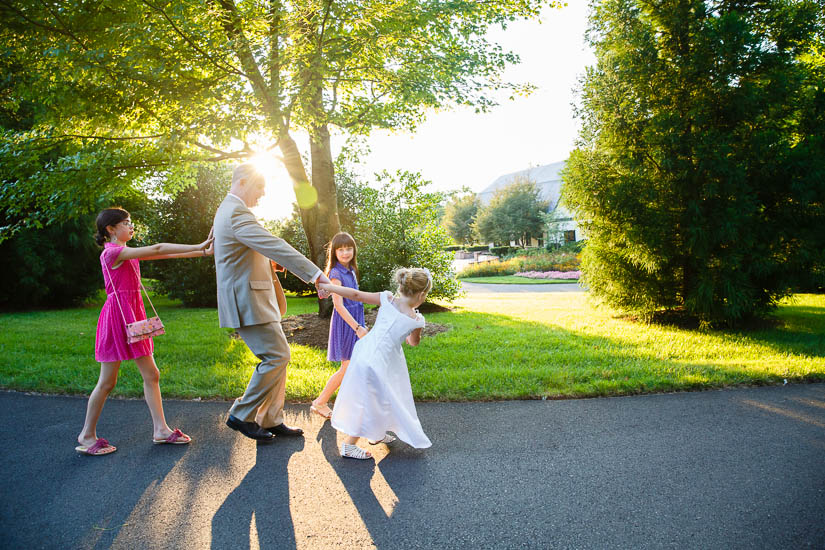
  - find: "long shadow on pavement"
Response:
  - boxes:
[210,436,305,550]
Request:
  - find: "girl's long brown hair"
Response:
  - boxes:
[324,232,359,281]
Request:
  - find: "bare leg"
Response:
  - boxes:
[312,359,349,416]
[78,361,121,447]
[134,355,175,440]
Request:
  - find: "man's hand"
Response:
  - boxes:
[315,273,332,299]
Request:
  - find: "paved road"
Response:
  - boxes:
[2,384,824,549]
[461,281,586,293]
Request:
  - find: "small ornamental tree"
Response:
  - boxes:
[443,193,481,246]
[474,177,549,247]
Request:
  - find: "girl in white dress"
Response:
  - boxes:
[319,267,433,459]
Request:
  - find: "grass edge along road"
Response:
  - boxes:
[0,292,823,401]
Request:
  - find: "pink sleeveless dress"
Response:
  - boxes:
[94,243,154,362]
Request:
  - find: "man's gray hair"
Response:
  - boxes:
[232,162,264,186]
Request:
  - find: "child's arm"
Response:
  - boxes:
[406,327,422,346]
[330,278,368,337]
[115,235,213,263]
[319,282,382,306]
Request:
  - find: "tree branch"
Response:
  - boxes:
[210,0,285,132]
[140,0,248,78]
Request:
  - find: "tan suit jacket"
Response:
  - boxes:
[213,195,319,328]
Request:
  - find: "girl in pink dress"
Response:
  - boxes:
[76,208,213,456]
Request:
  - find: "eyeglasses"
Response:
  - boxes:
[119,221,134,228]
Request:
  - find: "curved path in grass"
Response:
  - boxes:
[461,281,586,293]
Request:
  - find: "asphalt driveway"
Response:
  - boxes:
[1,383,823,549]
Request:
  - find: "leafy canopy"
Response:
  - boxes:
[0,0,561,239]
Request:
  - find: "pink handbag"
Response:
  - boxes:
[103,254,165,344]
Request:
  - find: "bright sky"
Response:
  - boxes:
[253,2,595,222]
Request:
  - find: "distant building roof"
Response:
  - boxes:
[478,160,567,210]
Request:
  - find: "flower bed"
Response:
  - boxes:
[457,251,580,278]
[515,270,581,280]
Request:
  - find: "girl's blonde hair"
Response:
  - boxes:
[393,267,432,298]
[324,232,359,280]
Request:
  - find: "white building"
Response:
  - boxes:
[478,160,582,246]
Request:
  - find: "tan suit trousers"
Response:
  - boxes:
[229,321,291,427]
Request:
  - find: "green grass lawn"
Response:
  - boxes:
[1,292,823,401]
[460,275,578,284]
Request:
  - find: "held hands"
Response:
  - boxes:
[315,273,332,299]
[355,325,368,339]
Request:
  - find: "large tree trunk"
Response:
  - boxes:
[278,130,339,318]
[309,122,340,318]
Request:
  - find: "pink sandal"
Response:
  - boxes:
[153,429,191,445]
[75,438,117,456]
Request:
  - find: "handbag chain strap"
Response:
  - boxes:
[101,248,161,325]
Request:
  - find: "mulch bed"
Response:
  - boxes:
[280,302,451,349]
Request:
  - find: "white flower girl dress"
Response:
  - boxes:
[331,291,432,448]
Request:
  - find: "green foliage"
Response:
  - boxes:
[0,60,149,309]
[0,215,102,309]
[141,165,229,307]
[458,250,580,277]
[443,193,480,245]
[0,0,561,242]
[490,246,516,256]
[474,177,550,246]
[336,165,463,302]
[564,0,825,325]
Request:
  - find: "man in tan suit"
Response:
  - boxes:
[213,163,331,441]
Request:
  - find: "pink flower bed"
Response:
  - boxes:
[515,270,581,280]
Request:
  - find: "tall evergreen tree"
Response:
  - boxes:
[563,0,825,325]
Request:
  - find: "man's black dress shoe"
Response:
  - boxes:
[226,415,275,441]
[265,423,304,437]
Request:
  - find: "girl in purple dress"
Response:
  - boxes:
[310,232,367,419]
[76,208,212,456]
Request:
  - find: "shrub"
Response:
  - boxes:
[338,169,462,302]
[0,214,102,309]
[489,246,515,257]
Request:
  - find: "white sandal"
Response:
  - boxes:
[368,434,397,445]
[341,443,372,460]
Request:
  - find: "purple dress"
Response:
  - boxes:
[94,243,154,362]
[327,263,365,362]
